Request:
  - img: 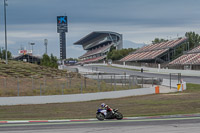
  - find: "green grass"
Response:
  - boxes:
[0,83,200,120]
[185,83,200,92]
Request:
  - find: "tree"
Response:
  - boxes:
[41,54,58,68]
[41,54,51,66]
[152,38,168,44]
[185,32,200,50]
[0,50,12,59]
[50,54,58,68]
[107,48,136,61]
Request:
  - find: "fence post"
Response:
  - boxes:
[43,76,46,90]
[129,76,131,88]
[31,76,34,90]
[132,76,134,87]
[152,77,153,87]
[114,74,116,91]
[98,73,100,92]
[4,77,7,88]
[17,77,19,96]
[121,76,123,87]
[170,73,171,89]
[62,83,64,95]
[40,83,42,96]
[84,77,86,89]
[124,72,126,86]
[81,78,83,93]
[178,73,180,83]
[111,75,113,88]
[66,76,68,88]
[142,76,144,88]
[69,76,71,89]
[100,73,103,91]
[135,76,138,85]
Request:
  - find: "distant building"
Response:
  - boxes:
[14,54,41,64]
[13,49,41,64]
[74,31,123,64]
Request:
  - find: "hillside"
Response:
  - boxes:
[0,60,72,78]
[0,60,135,97]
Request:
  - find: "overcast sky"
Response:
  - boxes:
[0,0,200,58]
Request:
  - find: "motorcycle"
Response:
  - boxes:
[96,108,123,121]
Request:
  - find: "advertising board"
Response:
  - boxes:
[57,16,68,33]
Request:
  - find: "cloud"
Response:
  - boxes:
[1,0,200,58]
[8,32,48,38]
[2,0,200,27]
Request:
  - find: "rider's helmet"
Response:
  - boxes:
[101,103,105,108]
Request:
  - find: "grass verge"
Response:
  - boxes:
[0,83,200,120]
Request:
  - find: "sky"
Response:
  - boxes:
[0,0,200,58]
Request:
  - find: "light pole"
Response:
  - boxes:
[30,43,35,63]
[4,0,8,64]
[44,39,48,54]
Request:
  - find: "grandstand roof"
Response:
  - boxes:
[120,37,187,62]
[169,45,200,65]
[74,31,121,45]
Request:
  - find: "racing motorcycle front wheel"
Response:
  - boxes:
[115,112,123,120]
[96,113,105,121]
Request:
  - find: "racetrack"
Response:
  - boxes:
[83,65,200,84]
[1,115,200,133]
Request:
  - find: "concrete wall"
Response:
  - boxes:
[0,88,154,106]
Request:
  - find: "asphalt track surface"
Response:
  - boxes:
[84,65,200,84]
[1,116,200,133]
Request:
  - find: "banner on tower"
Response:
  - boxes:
[57,16,68,33]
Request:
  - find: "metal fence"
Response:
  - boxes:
[0,73,162,97]
[169,73,181,89]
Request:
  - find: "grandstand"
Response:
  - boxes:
[169,45,200,65]
[120,37,187,63]
[74,31,123,64]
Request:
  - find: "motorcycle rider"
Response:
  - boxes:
[100,103,113,117]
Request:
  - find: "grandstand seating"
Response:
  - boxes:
[79,55,106,64]
[187,45,200,54]
[120,38,187,62]
[80,44,112,58]
[169,45,200,65]
[135,38,187,53]
[121,49,168,62]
